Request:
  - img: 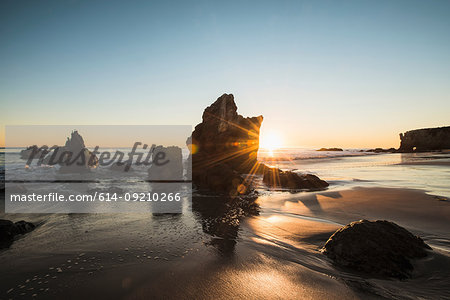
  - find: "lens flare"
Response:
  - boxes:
[260,131,282,156]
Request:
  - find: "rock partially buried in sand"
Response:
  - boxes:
[0,219,36,249]
[188,94,264,195]
[321,220,431,279]
[263,167,329,190]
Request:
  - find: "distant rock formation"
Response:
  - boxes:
[42,130,99,171]
[321,220,431,279]
[148,146,183,180]
[263,167,329,190]
[398,126,450,152]
[317,148,343,152]
[20,145,49,160]
[365,147,397,153]
[188,94,264,195]
[0,219,35,249]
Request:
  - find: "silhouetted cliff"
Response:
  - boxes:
[398,126,450,152]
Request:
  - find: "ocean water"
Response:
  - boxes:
[258,148,450,198]
[1,147,449,201]
[2,147,450,198]
[1,147,192,213]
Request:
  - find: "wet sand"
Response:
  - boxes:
[259,187,450,239]
[1,187,450,299]
[398,161,450,166]
[397,154,450,166]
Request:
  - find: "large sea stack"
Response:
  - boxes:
[188,94,263,195]
[398,126,450,152]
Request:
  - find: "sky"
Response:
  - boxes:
[6,125,192,148]
[1,0,449,148]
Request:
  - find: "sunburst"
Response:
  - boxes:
[259,131,282,157]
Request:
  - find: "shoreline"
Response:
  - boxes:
[1,185,450,299]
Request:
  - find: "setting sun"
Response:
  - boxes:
[259,131,283,155]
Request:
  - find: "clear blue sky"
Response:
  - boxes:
[1,0,449,148]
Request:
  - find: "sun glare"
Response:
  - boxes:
[260,131,283,156]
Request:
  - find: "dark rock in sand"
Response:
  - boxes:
[188,94,264,195]
[263,167,329,190]
[321,219,432,279]
[0,219,36,249]
[317,148,343,152]
[398,126,450,152]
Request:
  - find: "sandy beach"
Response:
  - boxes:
[1,184,449,300]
